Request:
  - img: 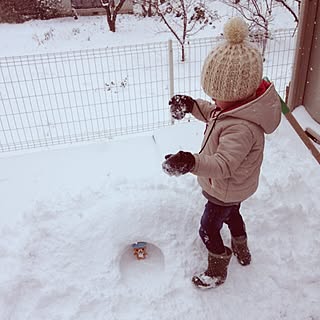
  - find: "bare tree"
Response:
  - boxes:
[101,0,127,32]
[220,0,300,57]
[156,0,219,61]
[274,0,300,25]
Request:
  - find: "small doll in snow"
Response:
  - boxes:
[162,17,281,289]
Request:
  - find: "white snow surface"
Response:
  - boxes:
[0,13,320,320]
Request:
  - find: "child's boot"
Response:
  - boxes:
[192,247,232,289]
[231,235,251,266]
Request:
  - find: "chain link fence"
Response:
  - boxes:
[0,29,296,153]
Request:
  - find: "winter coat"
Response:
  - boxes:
[191,81,281,203]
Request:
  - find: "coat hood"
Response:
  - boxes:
[221,82,282,134]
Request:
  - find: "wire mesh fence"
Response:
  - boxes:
[0,29,296,153]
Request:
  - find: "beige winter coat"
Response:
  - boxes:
[191,83,281,203]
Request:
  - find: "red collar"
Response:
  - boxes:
[219,80,271,113]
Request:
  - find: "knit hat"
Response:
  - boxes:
[201,17,263,102]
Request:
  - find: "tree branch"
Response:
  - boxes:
[275,0,299,23]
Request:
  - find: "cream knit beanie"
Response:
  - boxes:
[201,17,263,102]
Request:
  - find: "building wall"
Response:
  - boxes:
[60,0,73,14]
[303,2,320,123]
[288,0,320,123]
[71,0,133,15]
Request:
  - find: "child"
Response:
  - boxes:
[162,17,281,289]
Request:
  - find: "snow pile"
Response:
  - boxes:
[0,108,320,319]
[0,10,318,320]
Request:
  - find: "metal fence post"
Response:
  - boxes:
[168,39,174,124]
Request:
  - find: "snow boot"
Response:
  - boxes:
[192,247,232,289]
[231,235,251,266]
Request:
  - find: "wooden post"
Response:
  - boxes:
[287,0,320,124]
[287,0,318,110]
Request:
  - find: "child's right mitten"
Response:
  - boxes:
[169,95,194,120]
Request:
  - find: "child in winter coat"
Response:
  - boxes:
[162,17,282,289]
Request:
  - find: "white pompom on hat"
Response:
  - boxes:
[201,17,263,102]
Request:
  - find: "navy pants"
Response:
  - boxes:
[199,201,247,254]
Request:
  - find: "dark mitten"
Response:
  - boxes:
[162,151,195,176]
[169,95,195,120]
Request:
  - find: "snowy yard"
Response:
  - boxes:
[0,12,320,320]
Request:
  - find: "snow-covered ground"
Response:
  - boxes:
[1,10,320,320]
[1,108,320,320]
[0,5,295,57]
